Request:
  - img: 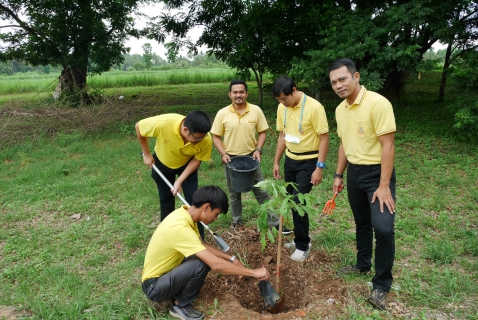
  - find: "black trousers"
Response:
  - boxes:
[347,163,396,292]
[142,255,210,307]
[151,153,204,239]
[284,156,316,251]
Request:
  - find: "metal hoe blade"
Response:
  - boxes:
[152,164,230,252]
[258,280,281,309]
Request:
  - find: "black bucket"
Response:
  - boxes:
[226,156,260,193]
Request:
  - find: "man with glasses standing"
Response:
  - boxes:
[136,110,213,239]
[272,76,329,261]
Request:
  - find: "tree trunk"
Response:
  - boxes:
[380,70,407,100]
[252,68,263,107]
[59,64,89,104]
[438,43,453,102]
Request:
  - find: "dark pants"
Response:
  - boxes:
[151,153,204,239]
[284,156,316,251]
[142,255,210,307]
[347,163,396,292]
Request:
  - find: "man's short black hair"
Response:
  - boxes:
[184,110,212,134]
[329,58,358,75]
[192,186,229,214]
[272,76,296,97]
[229,79,248,92]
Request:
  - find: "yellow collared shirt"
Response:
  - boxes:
[336,86,396,164]
[211,102,269,155]
[138,114,212,169]
[142,206,206,281]
[276,93,329,160]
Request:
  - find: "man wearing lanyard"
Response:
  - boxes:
[272,76,329,261]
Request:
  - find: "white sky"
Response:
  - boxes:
[125,4,206,58]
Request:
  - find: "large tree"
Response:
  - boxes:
[0,0,155,101]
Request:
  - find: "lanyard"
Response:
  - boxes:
[283,93,306,134]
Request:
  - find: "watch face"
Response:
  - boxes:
[317,162,325,168]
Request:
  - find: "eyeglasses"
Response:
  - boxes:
[189,132,206,142]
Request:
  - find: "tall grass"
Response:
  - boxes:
[0,68,237,97]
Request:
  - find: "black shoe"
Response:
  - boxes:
[367,288,387,310]
[169,303,204,320]
[336,265,371,275]
[231,221,244,229]
[274,225,293,235]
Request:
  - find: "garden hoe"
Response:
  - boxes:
[152,164,230,252]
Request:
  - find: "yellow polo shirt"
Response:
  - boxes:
[142,206,206,282]
[336,86,396,165]
[138,114,212,169]
[211,102,269,155]
[276,93,329,160]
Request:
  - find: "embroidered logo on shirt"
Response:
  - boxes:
[163,139,169,145]
[357,125,365,136]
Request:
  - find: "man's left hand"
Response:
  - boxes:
[311,169,323,186]
[371,186,395,213]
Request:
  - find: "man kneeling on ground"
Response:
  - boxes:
[141,185,270,320]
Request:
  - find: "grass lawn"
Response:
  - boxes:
[0,72,477,319]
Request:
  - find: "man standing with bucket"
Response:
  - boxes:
[211,79,292,234]
[272,76,329,262]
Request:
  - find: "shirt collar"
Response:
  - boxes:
[346,86,367,108]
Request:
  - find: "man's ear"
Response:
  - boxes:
[354,72,361,82]
[200,203,211,213]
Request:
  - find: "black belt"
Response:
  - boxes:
[349,163,381,168]
[287,149,318,156]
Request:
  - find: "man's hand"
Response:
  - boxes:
[273,163,281,179]
[143,154,154,168]
[221,154,231,165]
[252,150,262,162]
[172,181,183,196]
[371,185,395,213]
[332,178,344,194]
[311,168,323,186]
[252,267,270,281]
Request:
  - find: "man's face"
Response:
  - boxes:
[329,66,360,101]
[185,128,207,145]
[229,84,248,105]
[202,206,222,224]
[275,87,297,107]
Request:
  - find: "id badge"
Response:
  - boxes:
[284,133,300,144]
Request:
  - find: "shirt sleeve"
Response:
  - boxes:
[210,109,225,136]
[371,98,396,136]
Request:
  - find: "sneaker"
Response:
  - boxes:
[169,303,204,320]
[274,225,293,235]
[336,265,371,275]
[367,288,387,310]
[290,248,310,261]
[284,240,311,250]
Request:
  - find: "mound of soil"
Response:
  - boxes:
[196,227,350,319]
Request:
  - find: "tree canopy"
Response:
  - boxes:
[0,0,159,101]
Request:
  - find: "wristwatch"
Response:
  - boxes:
[316,161,326,169]
[229,255,236,263]
[255,148,263,154]
[334,173,344,179]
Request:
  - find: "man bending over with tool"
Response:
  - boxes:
[136,110,213,239]
[141,186,270,320]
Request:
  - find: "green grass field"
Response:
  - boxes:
[0,71,477,319]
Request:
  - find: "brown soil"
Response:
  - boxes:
[196,227,350,319]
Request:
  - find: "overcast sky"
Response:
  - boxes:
[125,4,205,58]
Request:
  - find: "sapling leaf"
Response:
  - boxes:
[267,230,275,243]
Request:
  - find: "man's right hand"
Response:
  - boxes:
[143,153,154,168]
[253,267,270,281]
[221,154,231,165]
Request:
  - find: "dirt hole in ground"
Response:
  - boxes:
[198,227,348,316]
